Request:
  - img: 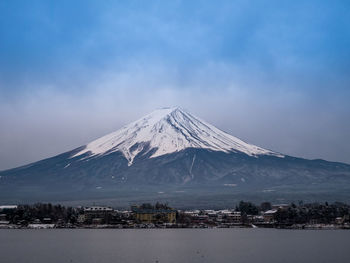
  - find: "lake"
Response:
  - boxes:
[0,229,349,263]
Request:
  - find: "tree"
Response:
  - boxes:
[260,202,272,211]
[238,201,259,215]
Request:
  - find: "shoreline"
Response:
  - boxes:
[1,224,349,230]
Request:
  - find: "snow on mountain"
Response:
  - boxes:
[72,107,284,165]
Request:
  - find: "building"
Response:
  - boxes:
[81,206,114,224]
[263,209,278,223]
[0,213,9,226]
[131,205,176,224]
[0,214,7,221]
[0,205,18,213]
[230,211,242,223]
[0,206,17,225]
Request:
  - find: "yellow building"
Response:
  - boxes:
[132,205,176,224]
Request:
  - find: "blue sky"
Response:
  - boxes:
[0,0,350,169]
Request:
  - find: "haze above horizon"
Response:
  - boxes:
[0,0,349,170]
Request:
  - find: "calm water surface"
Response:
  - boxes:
[0,229,349,263]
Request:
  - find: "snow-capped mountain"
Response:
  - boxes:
[72,107,283,165]
[1,107,350,206]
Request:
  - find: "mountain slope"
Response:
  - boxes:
[1,107,350,206]
[72,107,283,165]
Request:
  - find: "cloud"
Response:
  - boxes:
[0,1,349,169]
[1,60,350,170]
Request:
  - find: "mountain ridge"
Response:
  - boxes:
[1,107,350,206]
[71,107,283,166]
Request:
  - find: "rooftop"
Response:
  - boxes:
[84,206,113,211]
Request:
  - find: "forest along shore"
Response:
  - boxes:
[1,202,350,230]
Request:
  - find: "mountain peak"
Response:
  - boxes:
[72,108,283,165]
[146,106,187,120]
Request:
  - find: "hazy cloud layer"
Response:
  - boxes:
[0,0,349,170]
